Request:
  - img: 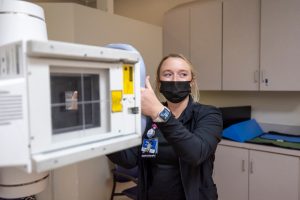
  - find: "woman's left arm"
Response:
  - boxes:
[157,106,223,166]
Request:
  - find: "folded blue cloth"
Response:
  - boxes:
[222,119,264,142]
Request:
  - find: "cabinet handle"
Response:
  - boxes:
[249,161,254,174]
[265,78,269,86]
[260,70,269,86]
[260,70,267,84]
[241,160,246,172]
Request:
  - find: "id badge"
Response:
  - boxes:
[141,138,158,158]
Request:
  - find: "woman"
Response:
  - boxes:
[108,54,223,200]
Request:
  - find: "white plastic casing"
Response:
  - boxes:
[0,0,47,46]
[0,40,142,173]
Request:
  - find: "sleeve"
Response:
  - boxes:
[107,146,139,168]
[107,117,153,168]
[157,105,223,166]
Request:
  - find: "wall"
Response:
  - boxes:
[38,3,76,42]
[41,2,162,86]
[30,0,195,26]
[114,0,195,26]
[35,3,162,200]
[71,3,162,84]
[200,91,300,127]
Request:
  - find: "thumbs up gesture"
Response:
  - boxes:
[141,76,164,120]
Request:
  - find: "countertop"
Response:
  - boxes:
[219,139,300,157]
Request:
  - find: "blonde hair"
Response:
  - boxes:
[155,53,199,102]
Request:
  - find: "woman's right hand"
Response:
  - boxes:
[141,76,164,120]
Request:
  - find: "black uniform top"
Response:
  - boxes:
[147,127,185,200]
[108,96,223,200]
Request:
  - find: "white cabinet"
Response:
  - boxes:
[163,0,222,90]
[163,0,260,90]
[260,0,300,91]
[249,150,299,200]
[163,5,190,59]
[214,145,300,200]
[223,0,300,91]
[214,145,248,200]
[190,1,222,90]
[163,0,300,91]
[222,0,260,90]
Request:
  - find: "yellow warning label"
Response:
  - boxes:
[123,65,134,94]
[111,90,123,112]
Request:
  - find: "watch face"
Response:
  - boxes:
[159,108,171,121]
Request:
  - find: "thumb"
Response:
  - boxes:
[145,76,153,90]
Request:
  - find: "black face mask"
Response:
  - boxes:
[160,81,191,103]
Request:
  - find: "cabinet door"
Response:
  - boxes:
[249,150,299,200]
[222,0,260,90]
[163,6,189,57]
[214,145,249,200]
[261,0,300,90]
[190,0,222,90]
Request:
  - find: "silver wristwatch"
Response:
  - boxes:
[153,106,171,123]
